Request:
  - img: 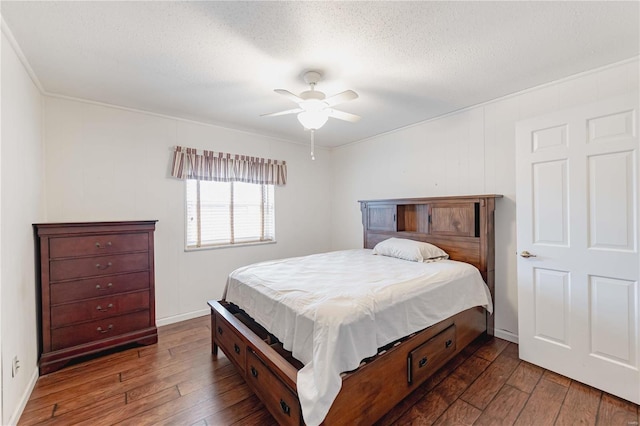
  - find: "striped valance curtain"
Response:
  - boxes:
[170,146,287,185]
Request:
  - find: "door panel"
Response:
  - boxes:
[430,203,475,237]
[367,205,396,231]
[587,110,635,144]
[533,268,571,347]
[517,93,639,404]
[533,160,569,246]
[532,124,568,152]
[588,151,636,251]
[589,275,637,366]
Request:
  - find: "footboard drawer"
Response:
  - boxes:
[214,312,246,373]
[246,349,301,426]
[408,324,456,384]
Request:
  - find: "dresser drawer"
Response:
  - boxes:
[50,271,149,304]
[50,252,149,281]
[51,310,151,351]
[214,312,246,373]
[51,291,150,328]
[408,324,456,385]
[49,233,149,258]
[246,350,301,426]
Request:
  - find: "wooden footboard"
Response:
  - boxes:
[209,299,487,425]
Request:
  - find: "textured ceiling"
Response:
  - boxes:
[2,1,638,147]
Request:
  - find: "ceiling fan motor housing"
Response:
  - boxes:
[303,70,323,85]
[300,90,326,101]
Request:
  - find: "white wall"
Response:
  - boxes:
[330,58,640,342]
[43,97,333,323]
[1,30,45,424]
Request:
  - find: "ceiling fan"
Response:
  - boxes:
[262,71,360,160]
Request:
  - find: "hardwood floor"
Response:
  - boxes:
[19,315,639,425]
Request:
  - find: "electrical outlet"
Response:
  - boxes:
[11,356,20,378]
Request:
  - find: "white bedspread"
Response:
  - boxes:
[223,249,492,426]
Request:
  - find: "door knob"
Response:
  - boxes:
[520,250,537,258]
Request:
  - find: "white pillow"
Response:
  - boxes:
[372,238,449,262]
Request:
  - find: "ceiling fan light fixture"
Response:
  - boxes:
[297,111,329,130]
[262,70,360,160]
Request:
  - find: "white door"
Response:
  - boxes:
[516,93,639,404]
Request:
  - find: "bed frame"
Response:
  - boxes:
[208,194,501,425]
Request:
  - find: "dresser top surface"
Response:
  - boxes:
[34,221,158,236]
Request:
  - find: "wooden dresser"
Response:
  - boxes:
[34,221,158,374]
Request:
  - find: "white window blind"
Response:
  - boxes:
[186,180,275,249]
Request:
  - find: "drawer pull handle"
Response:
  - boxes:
[97,324,113,333]
[280,399,291,416]
[250,366,258,378]
[95,241,112,249]
[97,303,113,312]
[96,262,112,270]
[217,326,223,335]
[234,344,240,354]
[418,357,428,368]
[445,339,453,348]
[96,283,113,291]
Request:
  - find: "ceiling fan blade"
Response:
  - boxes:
[261,108,303,117]
[274,89,303,103]
[327,108,361,123]
[324,90,358,107]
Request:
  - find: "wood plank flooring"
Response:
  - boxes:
[19,315,639,425]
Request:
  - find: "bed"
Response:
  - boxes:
[208,194,501,425]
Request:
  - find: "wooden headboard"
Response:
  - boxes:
[359,194,502,333]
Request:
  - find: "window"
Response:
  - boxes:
[186,180,275,249]
[172,146,284,249]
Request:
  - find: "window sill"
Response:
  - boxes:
[184,240,277,252]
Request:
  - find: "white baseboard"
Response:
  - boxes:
[494,328,519,344]
[156,308,210,327]
[7,366,39,425]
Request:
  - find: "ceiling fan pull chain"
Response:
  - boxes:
[310,130,316,161]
